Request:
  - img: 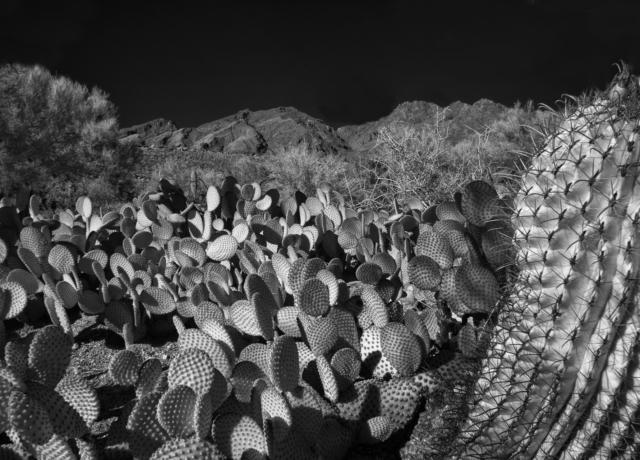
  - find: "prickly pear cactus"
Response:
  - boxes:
[451,63,640,459]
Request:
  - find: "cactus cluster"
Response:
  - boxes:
[0,144,510,458]
[2,62,637,460]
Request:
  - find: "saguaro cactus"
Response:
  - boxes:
[453,63,640,459]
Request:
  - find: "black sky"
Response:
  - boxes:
[2,0,639,130]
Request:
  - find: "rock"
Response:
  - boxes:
[223,121,268,154]
[142,127,193,149]
[119,133,143,145]
[117,118,177,140]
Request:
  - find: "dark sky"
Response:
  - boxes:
[2,0,640,130]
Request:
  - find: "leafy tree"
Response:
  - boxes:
[0,63,142,209]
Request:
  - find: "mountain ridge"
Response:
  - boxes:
[118,98,519,157]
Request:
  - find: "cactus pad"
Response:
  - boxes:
[460,180,499,227]
[361,286,389,329]
[128,391,170,460]
[380,322,422,376]
[331,347,361,391]
[25,379,88,438]
[157,384,197,438]
[168,348,216,395]
[454,263,500,313]
[298,278,330,317]
[140,287,177,315]
[415,231,454,270]
[109,349,143,386]
[408,255,441,291]
[316,354,339,403]
[270,335,299,392]
[150,437,223,460]
[300,315,338,357]
[27,325,71,388]
[20,227,50,258]
[212,412,266,460]
[229,298,270,339]
[0,281,28,319]
[206,235,238,261]
[356,262,383,285]
[358,415,393,444]
[8,390,54,445]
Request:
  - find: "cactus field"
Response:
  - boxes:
[0,63,639,460]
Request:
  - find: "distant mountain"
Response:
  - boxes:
[119,99,534,179]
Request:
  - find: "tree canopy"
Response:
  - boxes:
[0,63,141,209]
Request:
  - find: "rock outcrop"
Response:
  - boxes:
[118,118,178,141]
[119,107,352,155]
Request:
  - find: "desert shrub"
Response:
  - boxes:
[145,141,360,205]
[350,102,547,211]
[349,111,474,210]
[146,152,270,201]
[260,141,355,199]
[0,63,142,209]
[225,154,271,187]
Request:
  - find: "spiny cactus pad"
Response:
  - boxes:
[26,379,89,438]
[157,384,197,438]
[150,437,224,460]
[128,391,170,459]
[109,349,143,386]
[8,390,54,445]
[454,263,500,313]
[212,412,266,460]
[379,322,422,376]
[270,335,299,392]
[27,325,72,388]
[298,278,330,317]
[168,348,216,395]
[408,255,441,291]
[54,374,100,429]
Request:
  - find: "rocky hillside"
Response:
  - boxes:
[119,98,528,157]
[119,106,352,156]
[337,99,514,152]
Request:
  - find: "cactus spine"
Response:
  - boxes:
[454,64,640,459]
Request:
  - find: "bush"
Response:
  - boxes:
[146,141,359,205]
[0,63,142,209]
[260,141,354,199]
[350,102,547,211]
